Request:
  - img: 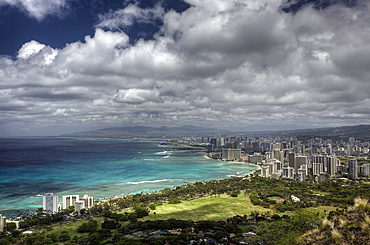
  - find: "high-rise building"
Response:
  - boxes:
[74,201,85,214]
[295,155,307,173]
[272,149,282,161]
[0,214,6,232]
[327,156,337,177]
[282,165,294,179]
[348,159,358,180]
[288,152,295,168]
[62,195,80,209]
[80,195,94,208]
[43,193,59,214]
[362,164,370,176]
[298,165,307,181]
[313,162,323,176]
[221,148,241,161]
[261,165,270,178]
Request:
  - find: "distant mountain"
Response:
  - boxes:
[245,124,370,141]
[62,125,232,138]
[62,124,370,140]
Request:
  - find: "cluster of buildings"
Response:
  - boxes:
[198,135,370,181]
[42,193,94,214]
[0,194,95,232]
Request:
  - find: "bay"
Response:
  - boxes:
[0,137,257,215]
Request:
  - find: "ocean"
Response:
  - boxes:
[0,137,257,216]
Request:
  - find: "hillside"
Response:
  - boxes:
[243,124,370,141]
[300,198,370,244]
[62,125,232,138]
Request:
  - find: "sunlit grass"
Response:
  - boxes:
[142,193,272,221]
[44,217,105,238]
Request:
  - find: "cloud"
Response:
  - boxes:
[2,0,370,135]
[0,0,69,20]
[96,3,165,30]
[114,89,164,104]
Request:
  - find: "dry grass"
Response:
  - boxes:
[338,218,347,228]
[322,218,332,230]
[353,197,368,209]
[331,228,343,243]
[361,214,370,231]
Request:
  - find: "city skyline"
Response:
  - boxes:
[1,0,370,136]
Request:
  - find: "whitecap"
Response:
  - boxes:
[127,179,169,185]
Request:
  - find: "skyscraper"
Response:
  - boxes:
[295,155,307,174]
[288,152,296,168]
[62,195,80,209]
[348,159,358,180]
[0,214,6,232]
[327,156,337,177]
[43,193,59,214]
[80,195,95,208]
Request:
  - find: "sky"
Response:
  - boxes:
[0,0,370,136]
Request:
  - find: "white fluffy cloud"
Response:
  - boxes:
[0,0,68,20]
[1,0,370,135]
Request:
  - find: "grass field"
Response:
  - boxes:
[141,193,273,221]
[43,193,338,237]
[45,217,105,238]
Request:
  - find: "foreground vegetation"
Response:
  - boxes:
[1,176,370,244]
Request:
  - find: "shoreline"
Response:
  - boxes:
[1,139,258,215]
[203,155,261,169]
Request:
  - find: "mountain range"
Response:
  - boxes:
[62,124,370,140]
[62,125,232,138]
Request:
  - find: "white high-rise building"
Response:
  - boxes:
[80,195,95,208]
[62,195,80,209]
[221,148,241,161]
[261,165,270,178]
[74,201,85,214]
[298,165,307,182]
[0,214,6,232]
[327,156,337,177]
[313,162,323,176]
[282,165,294,179]
[43,193,59,214]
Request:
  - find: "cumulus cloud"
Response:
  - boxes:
[1,0,370,135]
[0,0,69,20]
[114,89,164,104]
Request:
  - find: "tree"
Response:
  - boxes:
[88,232,102,245]
[58,231,71,242]
[46,233,58,242]
[159,220,171,230]
[134,203,149,218]
[77,219,98,233]
[126,212,137,223]
[102,219,121,229]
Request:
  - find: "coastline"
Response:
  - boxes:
[203,155,261,170]
[1,138,259,214]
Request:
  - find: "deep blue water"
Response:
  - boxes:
[0,137,257,215]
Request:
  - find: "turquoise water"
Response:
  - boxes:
[0,138,257,214]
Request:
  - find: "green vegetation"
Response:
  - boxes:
[2,176,370,244]
[141,193,272,221]
[300,198,370,244]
